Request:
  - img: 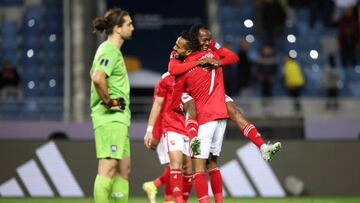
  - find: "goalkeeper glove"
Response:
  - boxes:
[102,97,126,112]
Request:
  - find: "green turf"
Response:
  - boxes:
[1,197,360,203]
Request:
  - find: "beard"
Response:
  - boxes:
[121,33,132,40]
[175,53,187,60]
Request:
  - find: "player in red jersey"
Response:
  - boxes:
[143,72,174,203]
[172,32,229,203]
[169,24,281,203]
[189,23,281,157]
[143,40,200,203]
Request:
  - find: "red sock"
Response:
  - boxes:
[185,119,198,140]
[170,169,184,203]
[182,173,193,201]
[193,172,210,203]
[241,123,265,149]
[209,167,223,203]
[164,165,173,201]
[154,164,170,187]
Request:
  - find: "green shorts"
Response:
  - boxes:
[94,122,130,159]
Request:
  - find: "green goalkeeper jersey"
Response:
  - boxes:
[90,40,131,129]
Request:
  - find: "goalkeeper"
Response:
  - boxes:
[90,8,134,203]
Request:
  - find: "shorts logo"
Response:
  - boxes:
[170,140,176,146]
[111,145,117,152]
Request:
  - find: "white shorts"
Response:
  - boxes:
[195,119,227,159]
[163,131,190,157]
[156,136,170,165]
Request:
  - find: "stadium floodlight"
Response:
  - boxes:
[245,34,255,43]
[289,50,297,58]
[287,34,296,43]
[244,19,254,28]
[27,49,34,58]
[309,50,318,59]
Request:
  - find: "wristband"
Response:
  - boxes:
[146,125,153,133]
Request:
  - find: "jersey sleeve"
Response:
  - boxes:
[94,50,118,76]
[154,80,167,98]
[210,40,239,66]
[216,46,239,66]
[168,50,198,76]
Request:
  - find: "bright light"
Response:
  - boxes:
[289,50,297,58]
[28,81,35,89]
[309,50,318,59]
[244,19,254,28]
[28,19,35,27]
[312,64,319,72]
[49,34,57,42]
[27,49,34,58]
[49,79,56,87]
[287,34,296,43]
[245,34,255,43]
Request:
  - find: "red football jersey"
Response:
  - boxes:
[155,73,187,135]
[152,73,172,140]
[168,50,198,76]
[173,51,229,125]
[168,40,239,77]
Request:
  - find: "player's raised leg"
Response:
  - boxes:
[226,100,282,160]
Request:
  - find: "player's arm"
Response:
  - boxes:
[91,69,111,105]
[182,92,197,136]
[209,40,239,66]
[168,57,198,76]
[168,51,213,76]
[91,51,126,111]
[144,95,165,149]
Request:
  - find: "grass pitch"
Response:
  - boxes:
[1,197,360,203]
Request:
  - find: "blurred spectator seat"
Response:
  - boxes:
[0,100,21,120]
[23,6,42,35]
[23,99,39,119]
[43,67,63,97]
[0,21,18,36]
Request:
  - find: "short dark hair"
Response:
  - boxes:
[189,23,209,39]
[93,8,129,35]
[180,30,199,52]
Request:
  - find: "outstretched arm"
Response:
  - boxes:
[144,95,164,149]
[168,57,199,76]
